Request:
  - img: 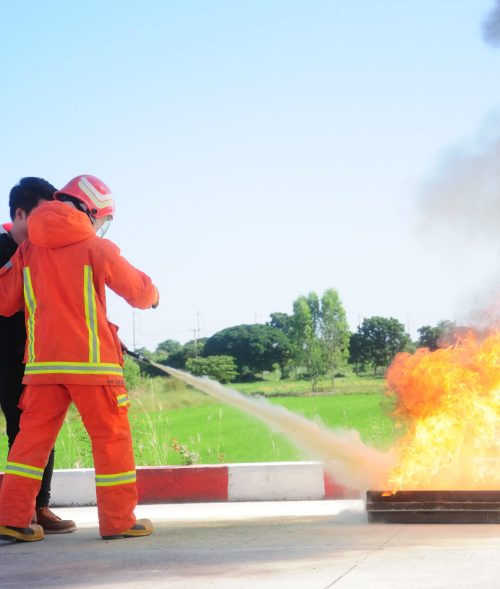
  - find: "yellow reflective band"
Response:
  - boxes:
[6,461,43,481]
[116,393,129,407]
[95,470,136,487]
[25,361,123,376]
[83,265,100,364]
[23,267,37,363]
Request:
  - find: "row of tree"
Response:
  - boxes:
[137,289,456,388]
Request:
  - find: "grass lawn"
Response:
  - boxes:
[232,373,385,396]
[0,374,398,469]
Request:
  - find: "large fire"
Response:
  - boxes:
[386,329,500,490]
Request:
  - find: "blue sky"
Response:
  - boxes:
[1,1,499,350]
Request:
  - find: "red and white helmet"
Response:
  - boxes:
[54,175,115,219]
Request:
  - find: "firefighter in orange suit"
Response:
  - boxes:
[0,175,159,542]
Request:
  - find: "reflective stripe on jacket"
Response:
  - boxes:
[0,201,157,385]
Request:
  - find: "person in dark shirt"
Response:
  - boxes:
[0,177,76,533]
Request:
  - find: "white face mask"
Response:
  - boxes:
[61,199,112,237]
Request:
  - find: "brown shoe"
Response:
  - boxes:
[35,507,77,534]
[101,518,153,540]
[0,524,44,542]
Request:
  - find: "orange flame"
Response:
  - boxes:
[386,329,500,490]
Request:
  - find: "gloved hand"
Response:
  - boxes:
[152,286,160,309]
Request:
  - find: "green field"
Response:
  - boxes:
[232,374,385,396]
[0,375,398,469]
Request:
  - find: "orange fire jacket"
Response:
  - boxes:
[0,201,158,385]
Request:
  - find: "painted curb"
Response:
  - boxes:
[228,462,325,501]
[0,462,360,506]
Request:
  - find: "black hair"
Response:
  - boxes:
[9,177,56,220]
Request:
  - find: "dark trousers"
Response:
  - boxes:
[0,363,54,508]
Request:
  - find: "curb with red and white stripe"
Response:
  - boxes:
[0,462,360,506]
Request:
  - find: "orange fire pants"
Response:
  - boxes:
[0,384,138,536]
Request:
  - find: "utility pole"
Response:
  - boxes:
[197,311,202,338]
[192,328,198,357]
[192,312,202,357]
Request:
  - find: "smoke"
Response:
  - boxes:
[483,1,500,47]
[415,2,500,326]
[418,118,500,247]
[151,361,394,490]
[430,2,500,237]
[421,0,500,235]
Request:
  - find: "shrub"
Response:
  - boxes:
[186,355,238,383]
[123,356,142,389]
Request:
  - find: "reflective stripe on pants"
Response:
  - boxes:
[0,384,137,536]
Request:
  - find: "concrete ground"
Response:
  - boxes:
[1,500,499,589]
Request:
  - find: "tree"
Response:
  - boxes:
[320,289,350,385]
[417,320,455,351]
[186,355,238,383]
[352,316,411,374]
[266,312,294,376]
[349,332,367,373]
[267,312,292,336]
[164,338,207,369]
[203,324,292,380]
[151,339,183,374]
[306,292,321,334]
[155,339,182,358]
[183,338,206,359]
[290,295,324,390]
[289,290,350,389]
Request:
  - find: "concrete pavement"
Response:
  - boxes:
[1,500,499,588]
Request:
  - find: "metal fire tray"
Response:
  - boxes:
[366,490,500,523]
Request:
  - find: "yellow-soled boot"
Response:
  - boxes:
[101,518,153,540]
[0,523,44,542]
